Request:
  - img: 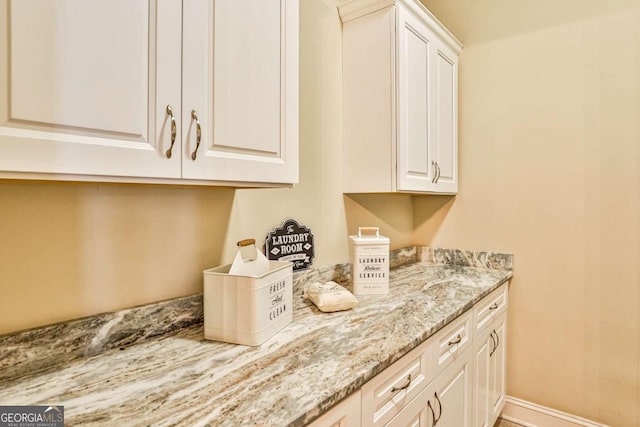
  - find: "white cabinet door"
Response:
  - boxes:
[472,310,507,427]
[430,39,458,193]
[489,314,507,425]
[0,0,181,179]
[182,0,298,184]
[397,4,458,193]
[396,4,436,192]
[428,348,472,427]
[472,328,492,427]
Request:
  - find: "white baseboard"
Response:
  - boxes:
[500,396,610,427]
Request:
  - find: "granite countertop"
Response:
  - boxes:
[0,247,512,426]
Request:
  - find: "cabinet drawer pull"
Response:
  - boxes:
[489,302,499,310]
[391,374,412,393]
[490,330,498,356]
[434,391,442,424]
[435,162,441,183]
[190,110,202,160]
[431,161,437,183]
[428,400,437,425]
[448,334,462,346]
[165,105,177,159]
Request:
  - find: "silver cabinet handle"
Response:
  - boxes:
[391,374,412,393]
[190,110,202,160]
[494,330,500,351]
[431,161,437,183]
[448,334,462,346]
[432,161,441,183]
[165,105,177,159]
[434,391,442,424]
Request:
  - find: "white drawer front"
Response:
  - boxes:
[474,284,508,335]
[436,310,473,369]
[362,336,438,426]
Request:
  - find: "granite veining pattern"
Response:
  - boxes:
[0,295,203,383]
[420,246,514,270]
[0,258,512,426]
[389,245,418,269]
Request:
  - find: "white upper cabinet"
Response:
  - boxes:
[0,0,182,179]
[339,0,461,194]
[0,0,298,186]
[182,0,298,184]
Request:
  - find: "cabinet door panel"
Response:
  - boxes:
[431,43,457,192]
[213,0,281,154]
[10,1,146,135]
[472,330,492,427]
[182,0,298,184]
[0,0,181,178]
[433,354,472,427]
[405,28,429,177]
[490,315,507,424]
[397,6,436,192]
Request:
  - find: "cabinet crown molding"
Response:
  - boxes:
[338,0,463,53]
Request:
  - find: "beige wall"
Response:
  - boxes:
[417,0,640,425]
[0,0,413,335]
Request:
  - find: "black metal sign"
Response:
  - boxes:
[265,219,314,271]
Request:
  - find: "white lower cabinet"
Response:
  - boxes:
[472,288,508,427]
[307,282,509,427]
[386,348,473,427]
[472,328,492,427]
[489,314,507,423]
[361,310,471,427]
[427,350,473,427]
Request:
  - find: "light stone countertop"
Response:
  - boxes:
[0,260,512,426]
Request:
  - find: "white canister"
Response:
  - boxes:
[349,227,390,294]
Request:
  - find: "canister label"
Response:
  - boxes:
[356,256,387,280]
[352,245,389,285]
[268,278,288,321]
